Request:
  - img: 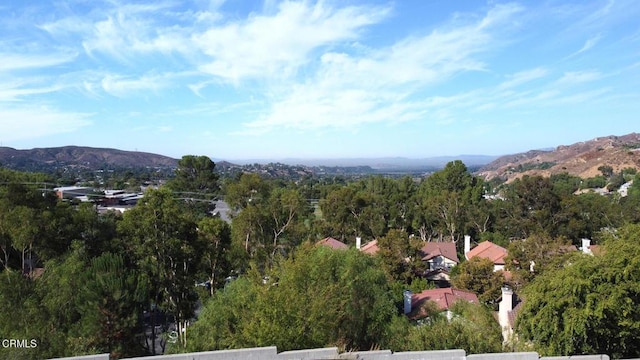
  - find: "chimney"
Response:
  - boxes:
[498,286,513,328]
[356,237,362,250]
[403,290,412,315]
[464,235,471,257]
[581,238,591,254]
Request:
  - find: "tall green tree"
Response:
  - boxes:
[224,173,271,211]
[498,175,561,238]
[555,192,621,240]
[118,188,204,352]
[415,161,484,245]
[266,187,310,255]
[517,224,640,358]
[376,229,423,284]
[197,217,232,295]
[167,155,219,195]
[76,253,147,358]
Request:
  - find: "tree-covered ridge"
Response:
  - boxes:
[1,157,640,359]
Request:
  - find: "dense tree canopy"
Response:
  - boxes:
[167,155,219,195]
[451,257,504,306]
[181,246,396,353]
[517,224,640,358]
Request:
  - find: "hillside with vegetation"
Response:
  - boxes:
[0,146,179,171]
[478,133,640,182]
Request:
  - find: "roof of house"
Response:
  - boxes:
[410,288,479,318]
[316,237,348,250]
[420,242,459,263]
[584,244,604,256]
[508,300,524,328]
[466,241,508,264]
[360,240,379,255]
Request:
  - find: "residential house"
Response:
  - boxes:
[404,287,479,321]
[360,240,379,255]
[464,235,508,272]
[420,241,459,284]
[316,237,348,250]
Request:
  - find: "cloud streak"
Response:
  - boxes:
[194,1,391,82]
[242,3,524,133]
[0,105,91,142]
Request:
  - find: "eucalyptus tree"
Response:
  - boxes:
[497,175,562,239]
[415,161,485,245]
[197,217,232,296]
[118,188,205,352]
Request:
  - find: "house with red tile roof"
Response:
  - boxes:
[359,239,379,255]
[405,287,479,321]
[316,237,348,250]
[464,235,508,271]
[420,241,459,283]
[421,241,459,271]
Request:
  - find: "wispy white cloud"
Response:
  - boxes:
[194,1,391,82]
[99,72,177,97]
[555,70,603,86]
[549,87,611,105]
[498,68,549,89]
[568,33,603,58]
[0,81,64,102]
[0,105,91,142]
[241,3,524,133]
[0,51,77,72]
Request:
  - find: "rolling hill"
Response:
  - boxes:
[478,133,640,181]
[0,146,178,171]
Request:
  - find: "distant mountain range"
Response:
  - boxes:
[3,133,638,180]
[478,133,640,181]
[0,146,498,173]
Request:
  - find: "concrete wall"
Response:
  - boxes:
[391,349,466,360]
[125,346,278,360]
[467,352,539,360]
[47,348,622,360]
[277,347,339,360]
[541,356,610,360]
[51,355,109,360]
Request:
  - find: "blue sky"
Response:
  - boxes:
[1,0,638,161]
